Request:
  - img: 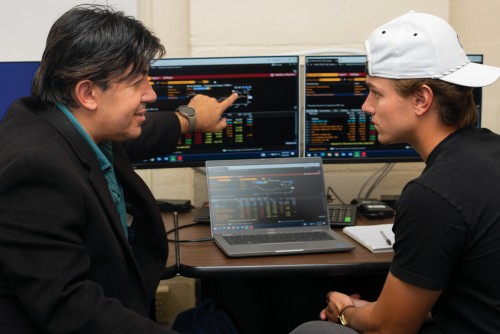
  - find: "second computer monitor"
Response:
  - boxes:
[132,55,300,168]
[0,61,40,120]
[303,55,483,163]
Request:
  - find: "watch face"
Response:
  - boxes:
[179,105,195,116]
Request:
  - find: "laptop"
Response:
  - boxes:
[205,157,355,257]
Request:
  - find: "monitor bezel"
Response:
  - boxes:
[0,60,40,120]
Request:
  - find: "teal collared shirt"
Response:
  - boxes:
[56,103,128,239]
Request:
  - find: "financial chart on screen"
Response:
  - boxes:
[133,56,300,168]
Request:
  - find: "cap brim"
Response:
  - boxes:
[440,62,500,87]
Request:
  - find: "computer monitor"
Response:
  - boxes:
[303,54,483,163]
[132,56,300,168]
[0,61,40,120]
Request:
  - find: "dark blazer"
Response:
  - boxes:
[0,99,181,333]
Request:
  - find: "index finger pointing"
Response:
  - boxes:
[219,92,239,109]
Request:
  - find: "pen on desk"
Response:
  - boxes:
[380,231,392,246]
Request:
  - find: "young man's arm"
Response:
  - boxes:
[324,273,441,334]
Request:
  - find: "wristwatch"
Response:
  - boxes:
[337,305,355,326]
[176,105,197,133]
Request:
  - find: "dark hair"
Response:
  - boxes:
[393,79,477,129]
[32,4,165,107]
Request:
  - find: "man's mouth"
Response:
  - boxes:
[134,110,146,122]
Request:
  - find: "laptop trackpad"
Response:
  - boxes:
[262,243,308,253]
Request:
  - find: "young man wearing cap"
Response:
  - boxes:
[290,11,500,334]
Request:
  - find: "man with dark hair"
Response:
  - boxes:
[0,4,236,333]
[290,11,500,334]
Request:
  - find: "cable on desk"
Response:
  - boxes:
[166,221,214,243]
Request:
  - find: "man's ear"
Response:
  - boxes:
[414,84,433,116]
[74,80,97,111]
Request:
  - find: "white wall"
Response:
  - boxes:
[450,0,500,132]
[0,0,137,61]
[4,0,500,206]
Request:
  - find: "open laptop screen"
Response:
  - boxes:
[206,158,329,231]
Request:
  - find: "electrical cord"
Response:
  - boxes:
[364,163,395,198]
[356,163,395,199]
[327,186,346,205]
[166,222,214,243]
[326,163,395,205]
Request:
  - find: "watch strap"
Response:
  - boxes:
[186,113,196,133]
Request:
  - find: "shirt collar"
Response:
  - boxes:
[55,102,111,171]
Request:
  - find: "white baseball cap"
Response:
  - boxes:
[365,11,500,87]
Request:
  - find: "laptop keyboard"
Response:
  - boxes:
[223,231,334,245]
[328,204,357,227]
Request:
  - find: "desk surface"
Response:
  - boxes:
[163,209,394,279]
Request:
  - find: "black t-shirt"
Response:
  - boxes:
[391,127,500,333]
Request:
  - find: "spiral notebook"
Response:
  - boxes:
[205,157,355,257]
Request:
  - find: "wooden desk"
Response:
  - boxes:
[163,209,394,279]
[162,209,394,334]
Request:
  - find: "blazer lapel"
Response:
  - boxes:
[34,103,151,305]
[38,105,134,249]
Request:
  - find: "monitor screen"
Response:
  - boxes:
[133,56,300,168]
[0,61,39,120]
[303,54,483,163]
